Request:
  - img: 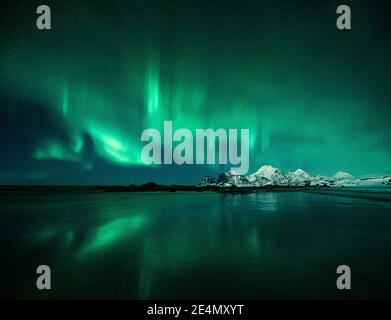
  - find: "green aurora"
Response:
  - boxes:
[0,0,390,184]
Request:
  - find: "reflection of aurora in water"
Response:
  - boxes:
[8,191,268,298]
[2,188,390,299]
[79,215,145,255]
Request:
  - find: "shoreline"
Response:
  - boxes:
[92,182,331,194]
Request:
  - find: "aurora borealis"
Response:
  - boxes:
[1,0,391,185]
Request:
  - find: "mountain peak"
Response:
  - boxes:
[254,165,281,177]
[255,164,277,173]
[334,171,353,179]
[248,164,285,185]
[290,168,310,178]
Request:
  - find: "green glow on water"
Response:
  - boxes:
[4,190,391,299]
[79,215,145,256]
[36,228,57,241]
[65,230,74,246]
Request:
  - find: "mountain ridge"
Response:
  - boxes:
[199,165,391,188]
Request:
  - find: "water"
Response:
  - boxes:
[0,187,391,299]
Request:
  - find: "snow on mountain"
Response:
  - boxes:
[287,169,311,186]
[309,175,330,187]
[247,165,286,186]
[291,169,310,178]
[199,165,391,188]
[333,171,354,179]
[333,176,391,187]
[223,169,252,187]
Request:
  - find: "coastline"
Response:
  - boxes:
[92,182,331,194]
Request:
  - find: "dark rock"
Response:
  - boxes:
[199,176,216,186]
[217,173,228,183]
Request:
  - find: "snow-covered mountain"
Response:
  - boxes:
[333,171,354,180]
[247,165,286,186]
[223,169,252,186]
[199,165,391,188]
[287,169,311,186]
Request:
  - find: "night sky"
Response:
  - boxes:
[0,0,390,185]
